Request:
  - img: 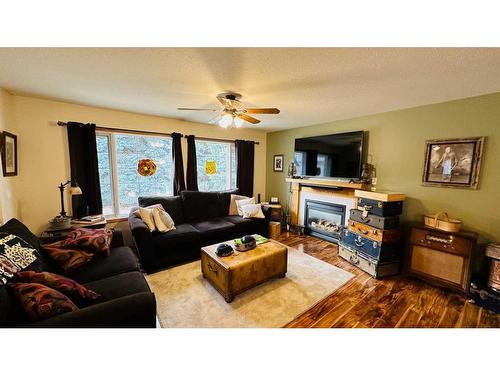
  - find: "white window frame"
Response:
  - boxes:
[195,139,236,192]
[96,130,173,218]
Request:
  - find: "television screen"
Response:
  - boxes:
[294,131,365,179]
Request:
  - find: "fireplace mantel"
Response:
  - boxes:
[287,178,369,225]
[285,178,368,190]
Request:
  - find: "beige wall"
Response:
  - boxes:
[9,94,267,234]
[266,92,500,243]
[0,88,19,224]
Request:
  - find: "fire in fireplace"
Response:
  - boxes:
[304,200,346,242]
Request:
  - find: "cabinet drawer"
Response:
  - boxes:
[409,228,471,256]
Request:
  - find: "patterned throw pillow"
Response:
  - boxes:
[41,241,94,271]
[16,271,100,302]
[0,232,39,287]
[63,228,113,256]
[10,282,78,321]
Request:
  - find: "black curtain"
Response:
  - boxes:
[171,132,186,195]
[186,135,198,191]
[235,140,255,197]
[67,122,102,216]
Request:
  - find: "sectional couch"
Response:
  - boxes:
[129,190,272,273]
[0,219,156,328]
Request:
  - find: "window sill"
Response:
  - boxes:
[106,217,128,223]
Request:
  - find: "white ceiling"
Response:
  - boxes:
[1,48,500,132]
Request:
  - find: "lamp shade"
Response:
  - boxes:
[69,186,82,195]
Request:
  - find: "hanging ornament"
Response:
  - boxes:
[205,161,217,175]
[138,159,157,176]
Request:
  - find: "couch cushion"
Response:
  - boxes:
[223,215,262,235]
[139,196,184,224]
[0,219,53,272]
[191,218,236,242]
[84,271,151,303]
[180,191,222,222]
[64,246,140,284]
[151,223,200,250]
[0,287,11,325]
[10,282,78,321]
[218,189,238,216]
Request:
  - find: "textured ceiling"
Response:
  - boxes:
[1,48,500,132]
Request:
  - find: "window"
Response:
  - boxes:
[96,131,173,217]
[195,140,236,192]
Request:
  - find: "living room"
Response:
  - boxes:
[1,2,499,375]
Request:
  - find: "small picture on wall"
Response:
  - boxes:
[273,154,284,172]
[1,131,17,177]
[422,137,485,189]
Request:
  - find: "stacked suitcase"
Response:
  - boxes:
[338,190,405,279]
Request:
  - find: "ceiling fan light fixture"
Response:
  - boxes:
[219,113,233,128]
[234,116,244,128]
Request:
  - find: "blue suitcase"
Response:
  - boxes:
[341,229,401,261]
[357,197,403,217]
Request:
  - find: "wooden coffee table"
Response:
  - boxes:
[201,237,288,302]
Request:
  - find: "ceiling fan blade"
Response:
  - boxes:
[236,113,261,124]
[217,96,232,108]
[245,108,280,114]
[217,96,242,110]
[208,114,223,124]
[177,107,217,111]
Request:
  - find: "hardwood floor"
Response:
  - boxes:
[277,232,499,328]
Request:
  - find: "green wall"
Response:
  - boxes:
[266,92,500,243]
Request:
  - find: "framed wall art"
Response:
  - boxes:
[1,131,18,177]
[273,154,284,172]
[422,137,485,189]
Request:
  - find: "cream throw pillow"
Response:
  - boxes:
[152,206,176,233]
[138,207,156,232]
[241,203,265,219]
[229,194,250,216]
[236,197,255,216]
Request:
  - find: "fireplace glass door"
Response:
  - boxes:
[305,200,346,242]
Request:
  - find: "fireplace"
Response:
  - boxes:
[304,199,346,242]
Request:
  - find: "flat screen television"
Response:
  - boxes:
[294,131,365,179]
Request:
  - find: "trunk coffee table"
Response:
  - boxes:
[201,237,288,302]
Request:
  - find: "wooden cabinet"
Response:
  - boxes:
[404,223,477,294]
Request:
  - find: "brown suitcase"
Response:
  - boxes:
[201,239,288,302]
[347,219,401,243]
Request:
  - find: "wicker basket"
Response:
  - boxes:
[424,212,462,233]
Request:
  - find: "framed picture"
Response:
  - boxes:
[273,154,284,172]
[422,137,485,189]
[1,131,17,177]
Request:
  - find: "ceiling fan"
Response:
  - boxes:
[177,92,280,128]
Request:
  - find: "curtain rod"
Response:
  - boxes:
[185,135,260,145]
[57,121,260,145]
[57,121,173,137]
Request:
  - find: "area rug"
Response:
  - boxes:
[146,245,354,328]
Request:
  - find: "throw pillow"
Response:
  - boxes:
[0,232,39,287]
[229,194,250,216]
[63,228,113,256]
[41,241,94,271]
[138,207,157,232]
[236,197,255,216]
[10,282,78,321]
[16,271,100,302]
[152,206,176,233]
[241,203,265,219]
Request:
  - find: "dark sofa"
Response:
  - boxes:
[0,219,156,328]
[129,190,272,273]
